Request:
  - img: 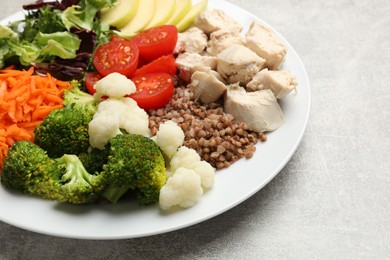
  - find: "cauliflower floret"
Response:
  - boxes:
[88,98,150,149]
[169,146,201,171]
[169,146,215,189]
[115,98,151,136]
[159,167,203,210]
[93,72,136,101]
[159,144,215,210]
[88,113,121,149]
[192,160,215,189]
[153,120,185,159]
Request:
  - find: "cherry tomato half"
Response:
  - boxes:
[130,73,174,110]
[131,25,178,61]
[132,54,177,77]
[93,40,139,77]
[85,71,103,95]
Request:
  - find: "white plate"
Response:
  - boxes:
[0,0,310,239]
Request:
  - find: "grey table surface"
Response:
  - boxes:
[1,0,389,259]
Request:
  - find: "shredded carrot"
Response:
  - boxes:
[0,67,70,170]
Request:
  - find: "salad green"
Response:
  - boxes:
[0,0,116,79]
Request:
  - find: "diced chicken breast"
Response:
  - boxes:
[246,69,297,98]
[174,27,208,54]
[245,21,287,70]
[224,84,284,132]
[176,52,218,82]
[192,66,225,83]
[216,44,266,85]
[207,28,245,56]
[195,9,242,35]
[191,70,227,104]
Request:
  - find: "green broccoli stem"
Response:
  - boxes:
[102,185,130,204]
[57,154,93,186]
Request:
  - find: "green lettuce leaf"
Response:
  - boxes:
[0,28,81,67]
[61,0,116,31]
[0,25,18,40]
[34,31,81,52]
[35,31,81,60]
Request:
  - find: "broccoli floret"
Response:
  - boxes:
[78,146,109,174]
[102,134,166,205]
[56,154,106,204]
[1,140,106,204]
[34,107,92,158]
[1,140,63,199]
[63,82,98,116]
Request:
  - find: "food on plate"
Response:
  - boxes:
[130,25,178,61]
[159,167,203,210]
[116,0,156,37]
[101,133,166,205]
[175,52,217,82]
[244,21,287,70]
[93,39,139,77]
[84,71,103,95]
[152,120,185,159]
[100,0,139,28]
[89,97,151,149]
[176,0,208,32]
[194,8,242,34]
[206,28,245,56]
[0,0,114,80]
[216,44,266,85]
[160,146,215,210]
[224,84,284,132]
[34,107,93,158]
[1,140,106,204]
[153,120,214,209]
[148,86,262,169]
[246,68,297,99]
[0,67,71,168]
[63,83,99,115]
[152,120,215,189]
[174,26,208,54]
[114,0,207,35]
[0,0,298,211]
[132,54,177,77]
[168,146,215,189]
[93,72,136,100]
[130,73,175,110]
[191,70,227,104]
[167,0,192,25]
[144,0,176,29]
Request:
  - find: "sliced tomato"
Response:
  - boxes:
[93,40,139,77]
[130,73,174,110]
[137,57,149,69]
[132,55,177,77]
[85,71,103,95]
[131,25,178,61]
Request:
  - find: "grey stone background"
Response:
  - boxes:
[1,0,389,259]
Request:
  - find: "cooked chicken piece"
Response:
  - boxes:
[246,69,297,99]
[176,52,218,82]
[224,84,284,132]
[206,28,245,56]
[216,44,265,85]
[245,21,287,70]
[174,27,208,54]
[191,70,227,104]
[192,66,225,83]
[195,9,242,35]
